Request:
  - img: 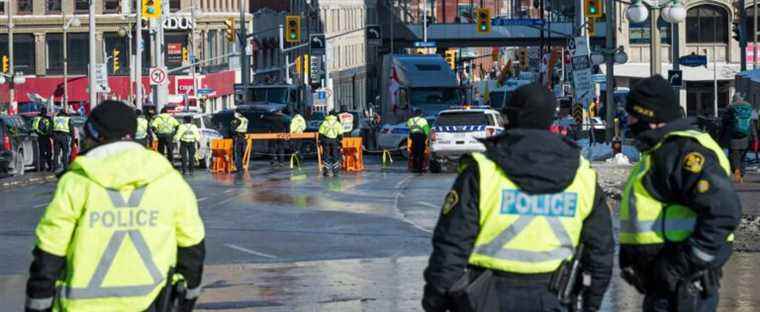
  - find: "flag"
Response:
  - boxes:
[388,65,400,113]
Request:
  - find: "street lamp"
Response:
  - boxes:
[626,0,686,76]
[62,15,81,111]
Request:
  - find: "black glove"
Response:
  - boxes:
[653,244,697,293]
[422,284,452,312]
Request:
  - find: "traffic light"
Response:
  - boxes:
[444,49,457,70]
[585,0,603,18]
[182,47,189,62]
[517,48,529,70]
[285,16,302,43]
[733,22,744,42]
[295,55,303,74]
[112,49,120,72]
[587,17,596,36]
[1,55,7,73]
[225,18,235,42]
[475,8,491,33]
[142,0,161,19]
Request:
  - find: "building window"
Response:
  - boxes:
[170,0,180,12]
[17,0,33,14]
[104,0,120,13]
[629,16,672,44]
[686,5,728,44]
[0,34,36,74]
[165,32,188,69]
[46,0,62,13]
[46,33,90,75]
[75,0,88,13]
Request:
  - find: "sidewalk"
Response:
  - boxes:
[0,171,56,191]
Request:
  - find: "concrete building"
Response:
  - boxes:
[0,0,250,113]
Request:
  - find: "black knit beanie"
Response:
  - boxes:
[87,100,137,141]
[502,82,557,129]
[626,75,681,123]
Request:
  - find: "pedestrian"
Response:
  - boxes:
[135,109,150,147]
[268,109,289,167]
[150,107,180,163]
[619,76,741,312]
[289,109,307,158]
[175,115,201,175]
[52,109,73,171]
[24,100,205,312]
[719,94,754,182]
[32,107,54,172]
[318,111,343,176]
[407,109,430,173]
[422,82,613,312]
[231,109,249,173]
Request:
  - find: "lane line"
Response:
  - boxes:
[197,197,209,202]
[32,203,48,209]
[224,189,235,194]
[418,201,440,209]
[393,176,433,234]
[224,243,278,259]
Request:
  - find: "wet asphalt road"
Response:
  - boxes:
[1,160,759,311]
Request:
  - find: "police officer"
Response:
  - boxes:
[407,109,430,173]
[135,109,150,147]
[25,100,205,312]
[52,110,73,171]
[422,83,613,312]
[619,76,741,312]
[150,107,180,162]
[230,109,249,173]
[32,107,54,172]
[175,115,201,175]
[289,109,307,160]
[318,111,343,176]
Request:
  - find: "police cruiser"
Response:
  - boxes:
[429,106,504,173]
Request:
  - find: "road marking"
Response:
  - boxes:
[418,201,440,209]
[32,203,48,209]
[197,197,208,202]
[224,243,278,259]
[393,176,433,234]
[224,189,235,194]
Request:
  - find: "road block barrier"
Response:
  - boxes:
[243,132,322,172]
[210,139,235,173]
[341,137,364,172]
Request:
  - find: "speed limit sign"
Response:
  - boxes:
[149,67,168,86]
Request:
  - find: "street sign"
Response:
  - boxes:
[571,36,593,108]
[197,88,214,95]
[367,25,381,40]
[149,67,168,86]
[94,63,109,93]
[310,55,323,87]
[679,55,708,67]
[668,70,683,87]
[413,41,437,48]
[491,18,545,26]
[310,34,326,55]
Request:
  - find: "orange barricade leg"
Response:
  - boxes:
[340,137,364,172]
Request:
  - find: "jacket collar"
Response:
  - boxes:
[635,118,700,152]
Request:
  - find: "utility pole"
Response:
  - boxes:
[672,22,682,113]
[88,0,97,108]
[740,0,747,72]
[191,0,199,103]
[239,0,250,88]
[136,0,144,110]
[605,0,615,141]
[155,0,169,113]
[650,7,661,76]
[755,0,758,69]
[7,1,14,114]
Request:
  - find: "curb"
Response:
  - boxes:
[0,174,57,191]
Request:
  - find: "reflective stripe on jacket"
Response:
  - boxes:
[234,115,249,133]
[136,117,149,140]
[620,130,733,245]
[151,114,180,135]
[467,152,596,274]
[175,123,200,143]
[53,116,71,133]
[319,116,342,139]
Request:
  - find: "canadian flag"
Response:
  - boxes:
[388,65,400,113]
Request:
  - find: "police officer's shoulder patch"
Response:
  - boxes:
[697,179,710,193]
[683,152,705,173]
[442,190,459,215]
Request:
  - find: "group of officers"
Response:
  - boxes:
[31,108,75,172]
[23,75,741,312]
[422,76,742,312]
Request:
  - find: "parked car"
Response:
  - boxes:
[172,112,223,168]
[429,107,504,173]
[0,115,36,176]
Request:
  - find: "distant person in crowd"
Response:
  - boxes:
[134,109,150,147]
[150,107,180,162]
[407,109,430,173]
[289,109,307,158]
[175,115,201,175]
[231,109,249,174]
[33,107,54,172]
[318,111,343,176]
[720,93,755,182]
[52,109,73,172]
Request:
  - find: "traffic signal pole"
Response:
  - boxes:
[89,0,97,109]
[239,0,250,89]
[136,0,144,110]
[7,1,14,114]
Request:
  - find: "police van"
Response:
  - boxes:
[429,106,504,173]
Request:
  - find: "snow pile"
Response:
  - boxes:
[577,139,640,162]
[606,153,631,166]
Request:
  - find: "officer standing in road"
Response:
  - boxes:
[289,109,307,158]
[407,109,430,173]
[25,100,205,312]
[52,109,73,171]
[33,107,54,172]
[175,115,201,175]
[150,107,180,162]
[318,111,343,176]
[135,109,150,147]
[231,109,249,173]
[619,76,741,312]
[422,83,613,312]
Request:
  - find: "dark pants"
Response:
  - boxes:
[233,134,246,172]
[452,276,565,312]
[37,136,53,171]
[643,288,719,312]
[410,132,427,172]
[268,140,286,164]
[179,141,196,174]
[53,132,71,171]
[321,139,340,169]
[157,134,174,163]
[729,148,748,176]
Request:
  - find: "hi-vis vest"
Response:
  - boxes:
[53,116,71,133]
[290,114,306,134]
[319,116,342,139]
[620,130,732,245]
[136,117,149,140]
[467,153,596,274]
[152,114,178,135]
[175,124,200,143]
[33,117,50,135]
[234,115,249,133]
[407,116,428,134]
